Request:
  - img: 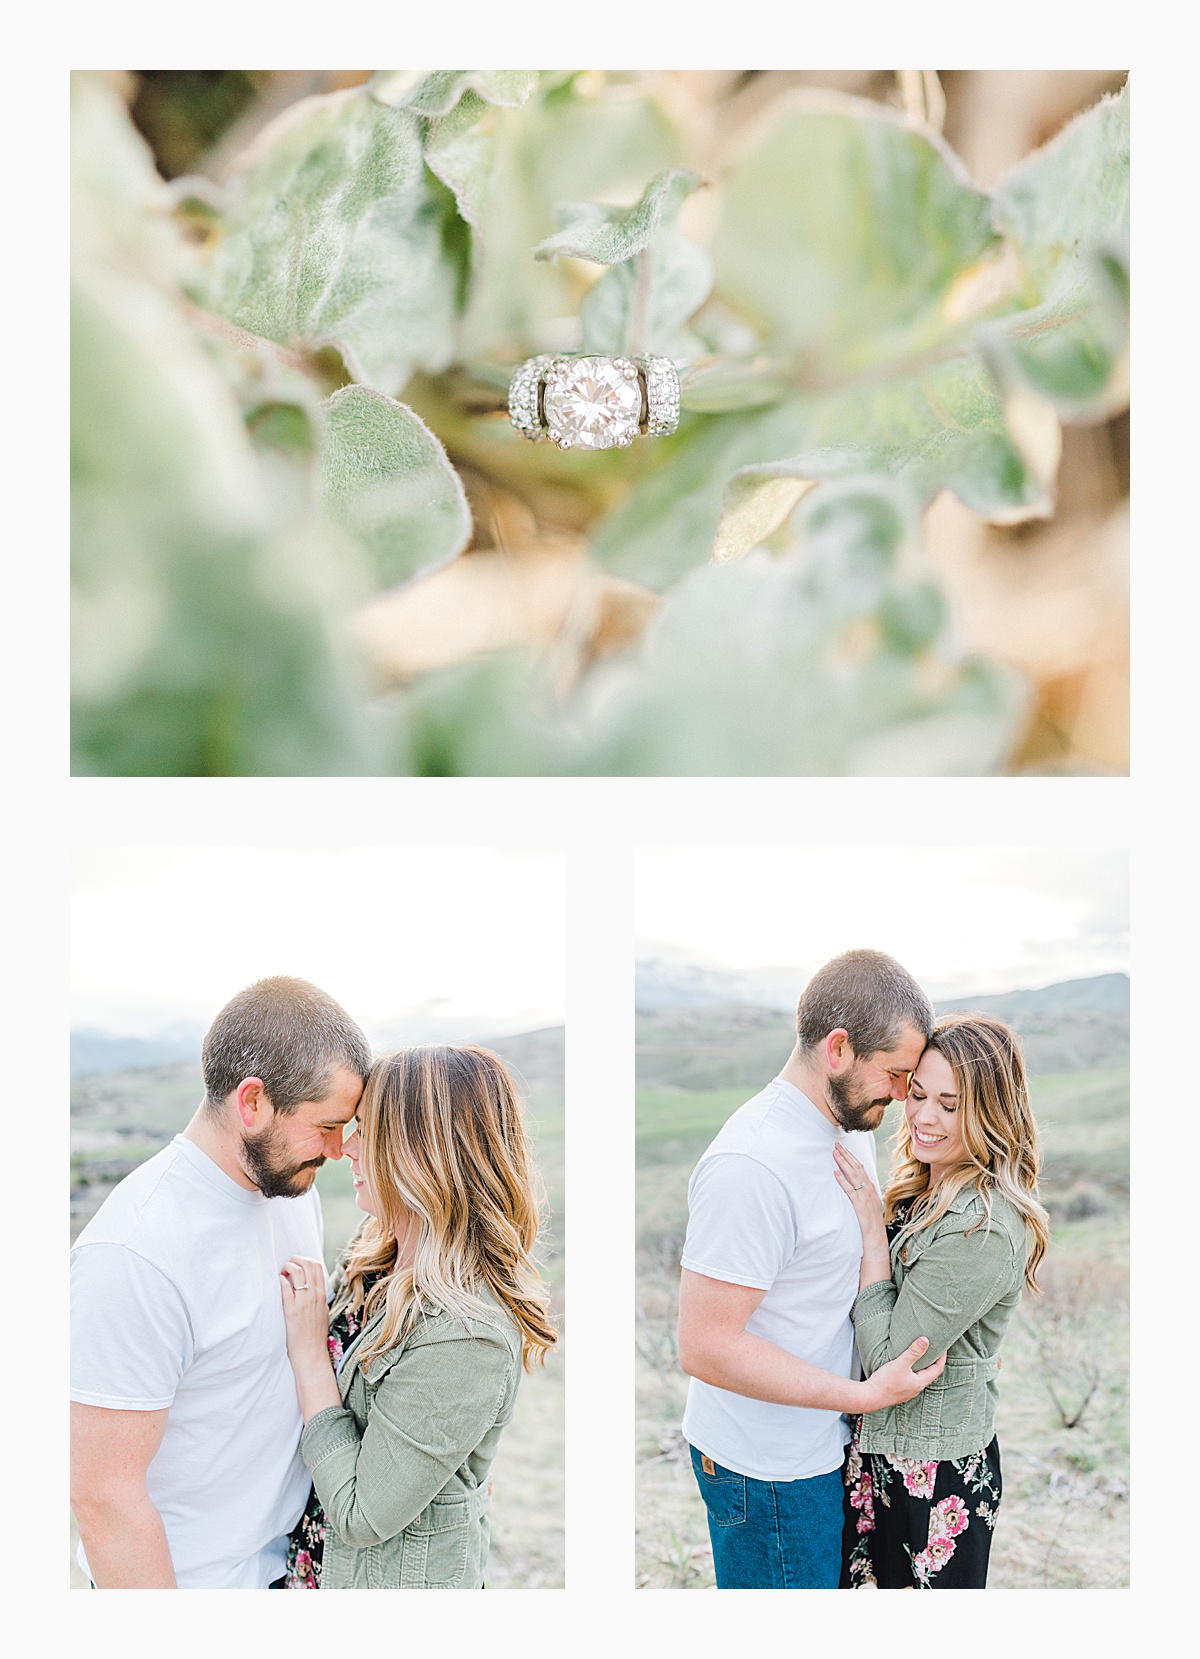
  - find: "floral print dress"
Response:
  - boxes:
[282,1284,375,1589]
[841,1420,1002,1588]
[841,1210,1003,1589]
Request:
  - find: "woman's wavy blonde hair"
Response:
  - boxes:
[885,1013,1050,1292]
[333,1045,557,1374]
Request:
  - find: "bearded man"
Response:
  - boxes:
[677,948,946,1589]
[70,977,369,1589]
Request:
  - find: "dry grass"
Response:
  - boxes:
[635,1204,1128,1590]
[485,1350,565,1588]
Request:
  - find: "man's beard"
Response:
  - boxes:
[241,1119,324,1199]
[826,1067,893,1134]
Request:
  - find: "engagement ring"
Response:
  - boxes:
[508,353,680,450]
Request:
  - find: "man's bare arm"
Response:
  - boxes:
[70,1401,176,1588]
[676,1269,945,1413]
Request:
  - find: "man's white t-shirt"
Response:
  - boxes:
[71,1135,325,1589]
[681,1078,880,1483]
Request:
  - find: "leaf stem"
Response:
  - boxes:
[625,247,652,358]
[896,70,945,133]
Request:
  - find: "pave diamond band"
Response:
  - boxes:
[508,353,680,449]
[507,354,554,440]
[641,356,682,436]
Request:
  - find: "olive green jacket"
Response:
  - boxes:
[299,1285,522,1589]
[852,1186,1029,1460]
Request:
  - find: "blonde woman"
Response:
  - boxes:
[832,1014,1050,1589]
[276,1045,556,1589]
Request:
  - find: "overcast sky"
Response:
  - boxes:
[636,847,1128,999]
[72,848,565,1036]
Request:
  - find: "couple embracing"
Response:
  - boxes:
[71,977,555,1589]
[679,949,1049,1590]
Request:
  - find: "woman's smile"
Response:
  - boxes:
[911,1125,947,1147]
[904,1049,963,1173]
[350,1160,371,1204]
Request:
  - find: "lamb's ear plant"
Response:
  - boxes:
[71,72,1128,776]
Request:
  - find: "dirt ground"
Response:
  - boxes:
[635,1224,1128,1589]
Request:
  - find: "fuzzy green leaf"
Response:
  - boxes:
[370,71,538,117]
[205,91,465,396]
[320,385,472,589]
[571,172,714,360]
[992,86,1129,294]
[534,167,700,265]
[581,243,713,358]
[458,81,686,358]
[989,86,1130,415]
[412,75,540,231]
[390,654,570,777]
[595,351,1048,591]
[713,94,1002,373]
[424,91,500,231]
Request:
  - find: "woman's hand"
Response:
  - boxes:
[833,1142,885,1233]
[280,1256,341,1422]
[833,1143,891,1291]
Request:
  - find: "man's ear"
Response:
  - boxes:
[825,1029,853,1072]
[235,1077,269,1130]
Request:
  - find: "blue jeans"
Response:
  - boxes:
[689,1444,844,1588]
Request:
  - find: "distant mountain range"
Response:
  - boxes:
[70,1025,205,1078]
[937,973,1129,1018]
[636,957,1128,1019]
[71,1017,563,1080]
[636,970,1128,1089]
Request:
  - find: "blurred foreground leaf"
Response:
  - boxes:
[383,474,1024,775]
[72,76,382,775]
[581,474,1025,775]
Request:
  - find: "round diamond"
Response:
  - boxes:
[542,356,643,450]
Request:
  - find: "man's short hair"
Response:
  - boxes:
[796,949,934,1058]
[202,976,371,1113]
